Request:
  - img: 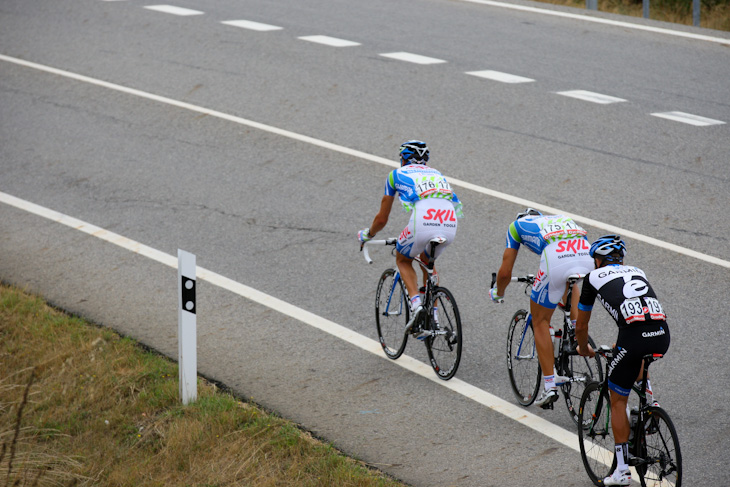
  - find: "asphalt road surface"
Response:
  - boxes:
[2,0,729,485]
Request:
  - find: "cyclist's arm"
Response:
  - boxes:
[368,194,395,237]
[575,308,594,356]
[496,247,518,296]
[575,277,596,356]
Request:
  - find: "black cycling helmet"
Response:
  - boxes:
[589,234,627,261]
[399,140,429,166]
[515,208,542,220]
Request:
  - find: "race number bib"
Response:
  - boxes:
[540,217,587,242]
[415,176,452,199]
[620,297,666,323]
[644,297,666,321]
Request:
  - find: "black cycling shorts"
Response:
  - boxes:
[607,322,670,396]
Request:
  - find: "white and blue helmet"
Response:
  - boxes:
[399,140,429,166]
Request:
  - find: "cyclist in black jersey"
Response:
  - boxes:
[575,235,671,487]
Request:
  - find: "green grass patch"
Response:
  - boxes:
[0,284,405,486]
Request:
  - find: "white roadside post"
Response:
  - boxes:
[177,249,197,405]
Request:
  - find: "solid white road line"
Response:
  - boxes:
[1,53,728,270]
[458,0,730,46]
[379,52,447,64]
[651,111,726,126]
[298,35,361,47]
[144,5,203,16]
[221,20,283,31]
[0,189,603,462]
[466,70,535,83]
[557,90,627,104]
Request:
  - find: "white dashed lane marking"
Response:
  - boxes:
[298,35,361,47]
[466,70,535,83]
[221,19,283,31]
[95,2,729,127]
[651,111,726,126]
[379,52,447,65]
[557,90,627,104]
[144,5,203,16]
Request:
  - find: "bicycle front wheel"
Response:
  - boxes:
[507,310,541,406]
[635,406,682,487]
[578,380,616,486]
[561,334,603,426]
[375,268,409,360]
[425,286,462,380]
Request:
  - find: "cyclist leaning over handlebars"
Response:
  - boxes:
[357,140,463,336]
[575,235,671,487]
[490,209,593,409]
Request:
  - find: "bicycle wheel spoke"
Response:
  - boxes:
[638,408,682,486]
[425,287,462,380]
[375,269,408,360]
[562,335,603,425]
[578,381,616,485]
[507,310,541,406]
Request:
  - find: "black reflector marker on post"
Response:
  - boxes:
[177,249,197,405]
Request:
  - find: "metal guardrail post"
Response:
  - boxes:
[643,0,650,18]
[586,0,597,10]
[693,0,701,26]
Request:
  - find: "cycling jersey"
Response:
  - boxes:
[578,265,667,329]
[578,264,670,396]
[506,214,587,254]
[385,164,463,216]
[505,215,592,308]
[385,164,462,259]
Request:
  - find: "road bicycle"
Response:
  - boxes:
[578,345,681,487]
[362,237,462,380]
[495,273,603,424]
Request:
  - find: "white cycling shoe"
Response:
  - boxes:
[406,305,424,333]
[603,469,631,486]
[535,388,559,409]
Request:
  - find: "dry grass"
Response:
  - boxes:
[0,285,406,487]
[537,0,730,31]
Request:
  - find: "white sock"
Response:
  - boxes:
[615,443,629,472]
[410,295,422,311]
[544,374,556,391]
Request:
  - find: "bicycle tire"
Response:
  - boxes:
[375,268,409,360]
[560,335,603,426]
[506,310,541,406]
[578,380,616,486]
[424,286,462,380]
[635,406,682,487]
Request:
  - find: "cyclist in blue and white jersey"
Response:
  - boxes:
[490,209,593,408]
[358,140,463,334]
[576,235,670,487]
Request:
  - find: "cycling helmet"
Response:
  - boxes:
[399,140,429,166]
[589,234,627,260]
[515,208,542,220]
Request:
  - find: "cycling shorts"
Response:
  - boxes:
[607,322,671,396]
[530,239,593,309]
[396,198,457,260]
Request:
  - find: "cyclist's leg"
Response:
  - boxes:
[529,252,559,392]
[395,215,420,311]
[529,299,557,388]
[610,390,631,444]
[395,251,419,308]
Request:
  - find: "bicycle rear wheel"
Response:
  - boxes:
[560,335,603,426]
[375,268,409,360]
[506,310,541,406]
[578,381,616,486]
[425,286,462,380]
[635,406,682,487]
